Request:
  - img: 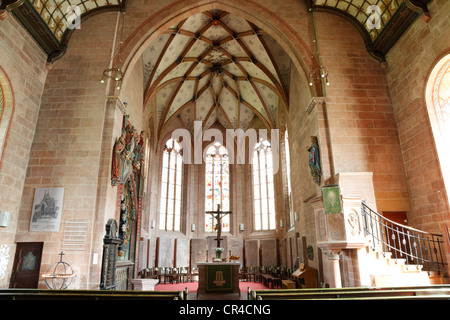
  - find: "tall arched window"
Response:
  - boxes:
[0,84,4,121]
[285,130,294,228]
[426,54,450,204]
[0,69,14,167]
[205,142,230,232]
[252,139,276,231]
[159,138,183,231]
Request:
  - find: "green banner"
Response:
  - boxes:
[206,264,233,292]
[322,186,342,215]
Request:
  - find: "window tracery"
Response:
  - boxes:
[252,139,276,231]
[205,142,230,232]
[426,54,450,208]
[159,138,183,231]
[432,58,450,132]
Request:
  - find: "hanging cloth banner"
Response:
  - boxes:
[322,186,342,215]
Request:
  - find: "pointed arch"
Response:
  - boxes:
[116,0,321,106]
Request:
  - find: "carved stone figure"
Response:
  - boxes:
[307,136,321,185]
[111,132,126,186]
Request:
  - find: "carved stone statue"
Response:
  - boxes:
[111,117,146,193]
[307,136,321,185]
[111,132,126,186]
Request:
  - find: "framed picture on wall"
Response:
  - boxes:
[29,188,64,232]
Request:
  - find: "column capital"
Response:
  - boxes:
[323,249,342,260]
[305,96,328,114]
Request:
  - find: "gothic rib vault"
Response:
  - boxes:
[141,10,292,137]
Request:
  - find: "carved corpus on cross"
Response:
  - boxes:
[206,204,232,248]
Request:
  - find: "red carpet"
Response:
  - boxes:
[154,281,268,293]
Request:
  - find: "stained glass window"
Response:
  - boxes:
[205,142,230,232]
[427,55,450,211]
[29,0,122,41]
[159,138,183,231]
[433,58,450,131]
[252,139,276,231]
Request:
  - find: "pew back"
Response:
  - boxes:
[0,288,187,300]
[248,285,450,300]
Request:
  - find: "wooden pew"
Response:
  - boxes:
[260,274,281,288]
[0,288,188,300]
[248,285,450,300]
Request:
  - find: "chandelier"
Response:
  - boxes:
[101,67,123,89]
[309,65,329,87]
[100,11,126,90]
[309,19,330,88]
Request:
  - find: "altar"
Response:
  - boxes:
[197,262,241,297]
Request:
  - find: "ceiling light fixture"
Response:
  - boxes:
[101,67,123,89]
[310,13,330,89]
[100,11,126,90]
[309,65,329,87]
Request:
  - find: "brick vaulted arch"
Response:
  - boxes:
[114,0,322,100]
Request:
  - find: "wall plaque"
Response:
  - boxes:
[30,188,64,232]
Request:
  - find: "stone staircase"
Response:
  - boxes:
[364,245,450,287]
[359,202,449,287]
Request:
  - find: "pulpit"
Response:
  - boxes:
[197,262,240,297]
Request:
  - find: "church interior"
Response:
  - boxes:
[0,0,450,301]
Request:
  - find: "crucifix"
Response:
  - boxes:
[206,204,232,248]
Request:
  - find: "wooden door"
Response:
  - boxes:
[382,212,412,262]
[383,211,408,226]
[9,242,44,288]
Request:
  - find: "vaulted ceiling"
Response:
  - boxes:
[1,0,124,62]
[30,0,122,41]
[313,0,404,40]
[308,0,431,62]
[142,10,292,135]
[2,0,431,64]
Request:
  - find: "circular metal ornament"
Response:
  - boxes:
[42,252,76,289]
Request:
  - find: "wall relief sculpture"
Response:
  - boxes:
[111,115,145,191]
[111,115,146,260]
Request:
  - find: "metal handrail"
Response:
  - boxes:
[361,202,447,275]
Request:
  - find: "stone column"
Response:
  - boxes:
[323,249,342,288]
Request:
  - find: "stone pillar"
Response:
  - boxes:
[323,250,342,288]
